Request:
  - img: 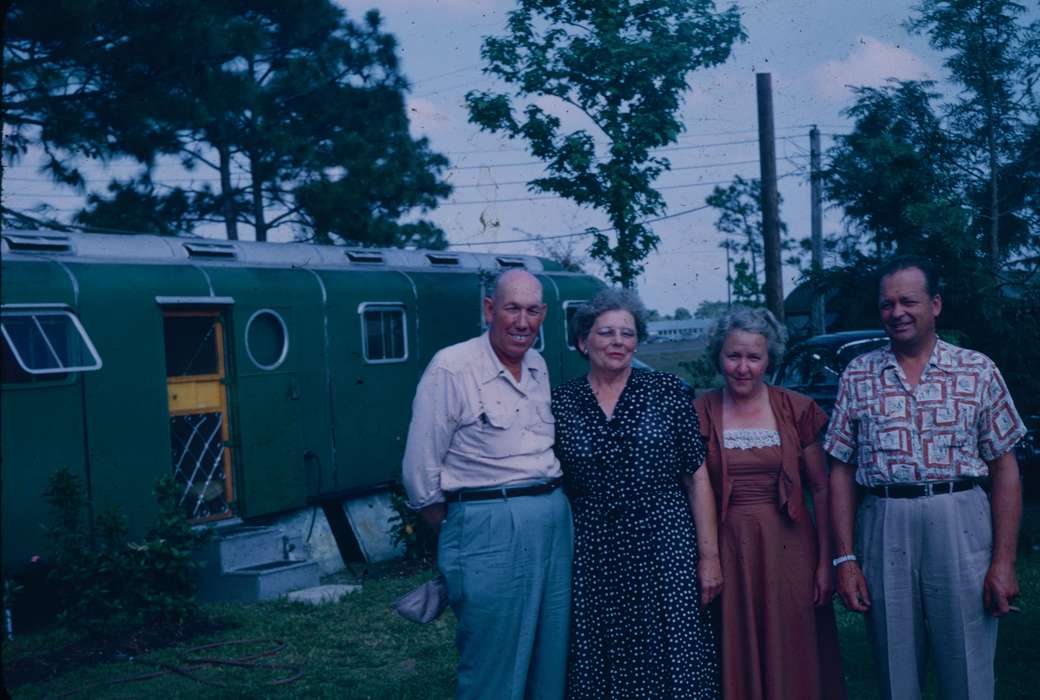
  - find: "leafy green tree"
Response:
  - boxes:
[694,300,729,319]
[466,0,745,287]
[74,178,195,236]
[730,260,762,305]
[706,175,793,303]
[825,80,968,259]
[673,307,693,320]
[907,0,1040,270]
[3,1,452,247]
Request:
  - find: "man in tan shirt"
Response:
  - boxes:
[403,270,572,700]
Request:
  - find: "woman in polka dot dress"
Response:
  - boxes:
[552,288,722,699]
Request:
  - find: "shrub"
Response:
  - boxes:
[42,469,210,636]
[387,487,437,562]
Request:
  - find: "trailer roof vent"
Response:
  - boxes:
[183,241,237,259]
[345,250,385,264]
[2,233,72,253]
[426,253,460,266]
[495,256,526,269]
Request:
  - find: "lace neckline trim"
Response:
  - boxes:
[723,428,781,449]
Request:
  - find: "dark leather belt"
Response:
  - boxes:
[445,478,562,503]
[867,480,976,499]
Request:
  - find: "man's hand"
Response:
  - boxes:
[697,556,723,609]
[835,561,871,613]
[419,502,447,533]
[813,562,835,607]
[983,560,1019,617]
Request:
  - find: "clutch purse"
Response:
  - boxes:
[390,575,449,623]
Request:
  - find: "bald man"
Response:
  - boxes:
[403,270,573,700]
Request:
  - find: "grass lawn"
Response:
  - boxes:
[636,338,709,382]
[5,513,1039,699]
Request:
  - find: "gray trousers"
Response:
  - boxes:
[857,485,998,700]
[438,487,573,700]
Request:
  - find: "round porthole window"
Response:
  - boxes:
[245,309,288,370]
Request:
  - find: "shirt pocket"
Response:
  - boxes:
[926,431,975,467]
[477,409,522,458]
[529,402,556,440]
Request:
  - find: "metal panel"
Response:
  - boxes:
[319,269,424,493]
[341,493,405,563]
[72,262,212,539]
[0,259,85,572]
[205,265,312,517]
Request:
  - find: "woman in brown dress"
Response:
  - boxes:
[693,307,846,700]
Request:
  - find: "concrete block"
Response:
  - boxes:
[223,560,321,602]
[265,507,345,576]
[342,493,405,563]
[285,584,361,605]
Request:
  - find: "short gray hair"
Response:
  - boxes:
[705,306,788,373]
[571,287,649,354]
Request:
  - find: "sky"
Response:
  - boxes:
[4,1,958,313]
[379,0,943,313]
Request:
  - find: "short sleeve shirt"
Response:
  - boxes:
[823,339,1026,486]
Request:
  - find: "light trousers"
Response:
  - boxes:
[438,487,573,700]
[857,485,998,700]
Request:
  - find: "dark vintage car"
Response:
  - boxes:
[772,330,889,416]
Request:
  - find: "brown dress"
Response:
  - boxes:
[695,387,846,700]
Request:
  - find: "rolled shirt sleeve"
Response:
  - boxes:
[402,363,461,510]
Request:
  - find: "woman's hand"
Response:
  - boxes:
[813,561,834,607]
[697,556,723,608]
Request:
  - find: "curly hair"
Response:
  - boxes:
[705,306,788,373]
[570,287,649,356]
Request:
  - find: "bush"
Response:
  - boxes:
[679,357,722,391]
[387,487,437,562]
[42,469,211,636]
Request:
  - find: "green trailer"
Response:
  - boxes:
[1,230,603,575]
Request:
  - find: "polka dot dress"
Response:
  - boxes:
[553,368,720,699]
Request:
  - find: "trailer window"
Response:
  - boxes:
[562,301,589,350]
[359,304,408,363]
[245,309,288,370]
[1,310,102,380]
[163,315,220,377]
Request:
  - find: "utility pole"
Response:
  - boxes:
[725,244,732,308]
[756,73,784,321]
[810,126,825,335]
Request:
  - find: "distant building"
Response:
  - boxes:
[647,319,712,341]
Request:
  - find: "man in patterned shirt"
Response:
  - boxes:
[825,255,1026,699]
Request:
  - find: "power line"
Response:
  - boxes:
[447,203,715,248]
[414,78,492,99]
[451,136,769,171]
[444,155,807,189]
[410,63,482,87]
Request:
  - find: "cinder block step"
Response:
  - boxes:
[219,560,321,603]
[197,525,288,573]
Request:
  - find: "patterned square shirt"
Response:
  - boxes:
[823,339,1026,486]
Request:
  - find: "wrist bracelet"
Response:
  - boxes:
[832,554,857,567]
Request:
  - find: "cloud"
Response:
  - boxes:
[811,36,934,102]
